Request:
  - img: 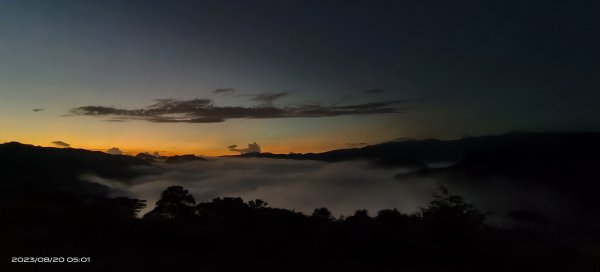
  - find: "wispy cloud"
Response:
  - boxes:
[250,92,289,106]
[228,142,261,154]
[32,108,44,112]
[68,97,404,123]
[51,141,70,148]
[106,147,123,155]
[213,88,235,95]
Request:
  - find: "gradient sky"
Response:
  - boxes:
[1,0,599,155]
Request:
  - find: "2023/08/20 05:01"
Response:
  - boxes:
[12,257,91,263]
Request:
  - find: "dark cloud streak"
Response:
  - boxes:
[213,88,235,95]
[69,98,403,123]
[250,92,289,106]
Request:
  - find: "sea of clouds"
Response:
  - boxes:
[120,158,441,217]
[86,157,575,230]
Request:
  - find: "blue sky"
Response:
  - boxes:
[1,0,598,155]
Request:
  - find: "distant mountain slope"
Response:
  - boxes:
[227,132,600,178]
[0,142,151,198]
[229,133,600,165]
[0,142,149,180]
[225,138,464,167]
[135,152,158,162]
[165,154,208,163]
[445,133,600,179]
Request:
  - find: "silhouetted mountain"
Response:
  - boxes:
[390,133,600,197]
[445,132,600,179]
[0,142,150,190]
[135,152,157,162]
[225,138,465,166]
[228,132,600,172]
[0,142,150,227]
[165,154,208,163]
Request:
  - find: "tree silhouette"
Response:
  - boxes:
[312,207,334,221]
[94,196,147,218]
[345,209,373,225]
[196,197,249,220]
[143,186,196,220]
[375,208,410,225]
[420,186,486,233]
[248,199,268,209]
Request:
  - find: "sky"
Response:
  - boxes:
[1,0,599,155]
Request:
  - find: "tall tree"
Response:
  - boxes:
[143,186,196,220]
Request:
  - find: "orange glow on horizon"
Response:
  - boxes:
[0,115,399,158]
[20,140,348,157]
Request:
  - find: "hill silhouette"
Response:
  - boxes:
[165,154,208,163]
[135,152,159,162]
[229,132,600,169]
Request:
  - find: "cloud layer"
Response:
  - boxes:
[123,159,434,216]
[68,98,403,123]
[88,157,582,231]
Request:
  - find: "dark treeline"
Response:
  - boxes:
[3,185,585,272]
